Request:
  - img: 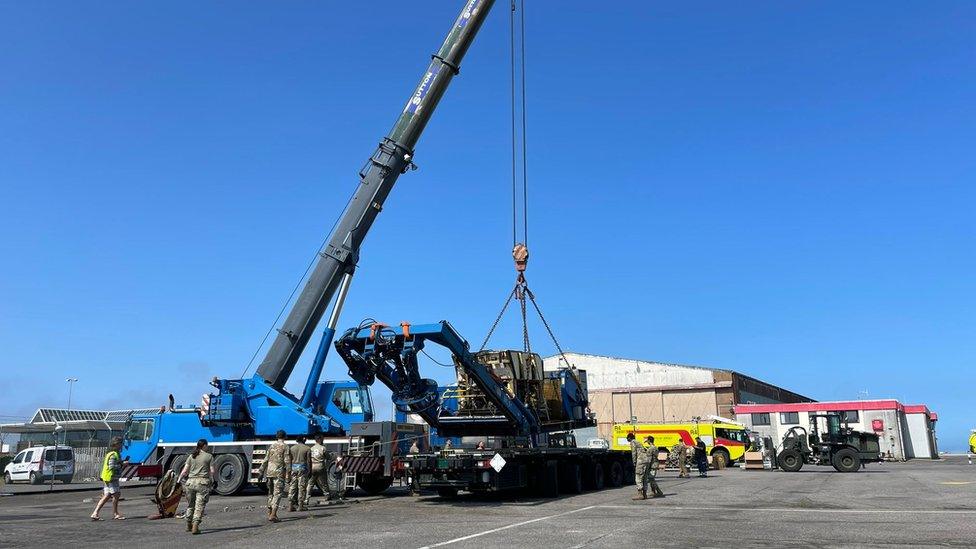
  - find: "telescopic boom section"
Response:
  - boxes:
[256,0,496,389]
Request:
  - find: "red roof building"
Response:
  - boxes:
[734,399,938,460]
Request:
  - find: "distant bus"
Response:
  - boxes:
[611,420,751,468]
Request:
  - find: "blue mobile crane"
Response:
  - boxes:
[120,0,498,496]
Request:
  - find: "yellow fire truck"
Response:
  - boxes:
[611,417,751,468]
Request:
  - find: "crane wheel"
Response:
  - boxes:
[167,455,188,478]
[213,454,247,496]
[831,448,860,473]
[777,449,804,472]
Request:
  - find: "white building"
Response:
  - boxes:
[545,352,812,442]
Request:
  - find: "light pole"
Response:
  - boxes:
[64,378,78,447]
[66,378,78,411]
[54,377,78,490]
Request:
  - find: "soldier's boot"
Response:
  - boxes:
[186,520,193,532]
[288,503,296,512]
[632,489,646,500]
[652,486,665,498]
[191,521,201,535]
[269,510,280,523]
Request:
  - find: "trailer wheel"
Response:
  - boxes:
[213,454,247,496]
[585,462,605,491]
[560,462,583,494]
[831,448,860,473]
[777,449,803,472]
[607,460,624,488]
[541,460,559,498]
[356,474,392,496]
[436,487,459,498]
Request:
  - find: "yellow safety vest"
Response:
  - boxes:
[101,450,119,482]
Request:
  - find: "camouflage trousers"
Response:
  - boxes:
[266,476,287,511]
[185,478,211,524]
[305,466,339,504]
[289,471,309,508]
[637,462,663,496]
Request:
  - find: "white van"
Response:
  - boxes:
[3,446,75,484]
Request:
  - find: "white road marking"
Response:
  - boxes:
[595,504,976,514]
[419,501,976,549]
[418,505,597,548]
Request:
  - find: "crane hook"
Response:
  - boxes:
[513,243,529,273]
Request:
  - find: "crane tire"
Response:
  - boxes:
[213,454,246,496]
[167,454,187,478]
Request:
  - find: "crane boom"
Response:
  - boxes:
[257,0,496,389]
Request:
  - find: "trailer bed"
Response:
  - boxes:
[404,446,633,498]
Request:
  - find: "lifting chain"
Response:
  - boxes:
[479,244,572,374]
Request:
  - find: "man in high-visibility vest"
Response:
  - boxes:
[91,437,128,520]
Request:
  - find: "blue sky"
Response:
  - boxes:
[1,2,973,450]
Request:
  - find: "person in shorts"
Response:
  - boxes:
[91,437,127,521]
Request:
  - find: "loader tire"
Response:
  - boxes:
[831,448,860,473]
[778,449,804,472]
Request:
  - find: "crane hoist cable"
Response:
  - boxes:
[479,1,572,373]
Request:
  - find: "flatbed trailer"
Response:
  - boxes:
[404,443,633,498]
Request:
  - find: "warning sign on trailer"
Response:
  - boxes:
[490,453,506,472]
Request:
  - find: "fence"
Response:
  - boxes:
[72,446,109,481]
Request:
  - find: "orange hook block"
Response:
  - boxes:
[513,243,529,272]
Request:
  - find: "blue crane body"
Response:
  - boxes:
[118,0,497,497]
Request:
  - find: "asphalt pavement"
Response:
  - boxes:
[0,456,973,548]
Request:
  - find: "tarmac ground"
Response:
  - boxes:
[1,456,973,548]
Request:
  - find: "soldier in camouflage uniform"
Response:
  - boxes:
[627,432,648,500]
[673,439,690,478]
[288,435,312,511]
[258,429,291,522]
[306,433,334,506]
[644,435,665,498]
